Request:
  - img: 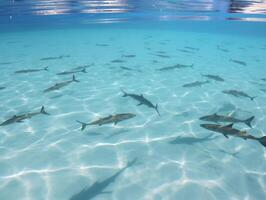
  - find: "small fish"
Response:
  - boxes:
[121,88,160,116]
[200,113,255,127]
[200,123,266,147]
[76,113,136,131]
[111,59,126,63]
[43,75,79,93]
[40,55,70,61]
[56,68,87,75]
[0,106,49,126]
[122,55,136,58]
[15,67,48,74]
[183,80,209,88]
[261,78,266,82]
[222,90,256,101]
[0,86,6,90]
[230,59,247,66]
[201,74,224,82]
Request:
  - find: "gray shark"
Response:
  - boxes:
[111,59,126,63]
[184,46,199,51]
[57,68,86,75]
[200,113,255,127]
[69,158,137,200]
[43,75,79,93]
[15,67,48,74]
[72,64,93,71]
[122,54,136,58]
[222,90,256,101]
[157,64,193,71]
[230,59,246,66]
[200,123,266,147]
[40,55,70,61]
[76,113,136,131]
[183,80,209,88]
[201,74,224,82]
[154,54,170,58]
[0,106,49,126]
[120,88,160,116]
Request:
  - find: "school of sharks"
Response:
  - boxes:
[1,50,266,200]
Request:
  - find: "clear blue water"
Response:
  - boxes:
[0,1,266,200]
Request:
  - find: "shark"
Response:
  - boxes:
[76,113,136,131]
[222,90,256,101]
[200,123,266,147]
[201,74,224,82]
[57,68,86,75]
[15,67,48,74]
[0,106,49,126]
[200,113,255,127]
[120,88,160,116]
[43,75,79,93]
[183,80,209,88]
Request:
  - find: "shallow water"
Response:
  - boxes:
[1,1,266,200]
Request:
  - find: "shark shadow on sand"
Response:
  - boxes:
[168,134,218,145]
[69,158,137,200]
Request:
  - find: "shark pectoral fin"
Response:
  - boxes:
[114,121,118,125]
[223,134,229,139]
[137,103,142,106]
[16,120,24,123]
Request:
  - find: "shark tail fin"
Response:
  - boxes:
[81,68,87,73]
[44,66,49,71]
[76,120,88,131]
[155,104,160,116]
[244,116,255,127]
[120,88,128,97]
[72,75,79,82]
[40,106,50,115]
[190,64,194,68]
[251,96,257,101]
[258,136,266,147]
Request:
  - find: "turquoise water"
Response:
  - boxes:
[1,1,266,200]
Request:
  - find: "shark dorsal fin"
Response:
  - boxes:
[224,123,234,128]
[12,115,17,118]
